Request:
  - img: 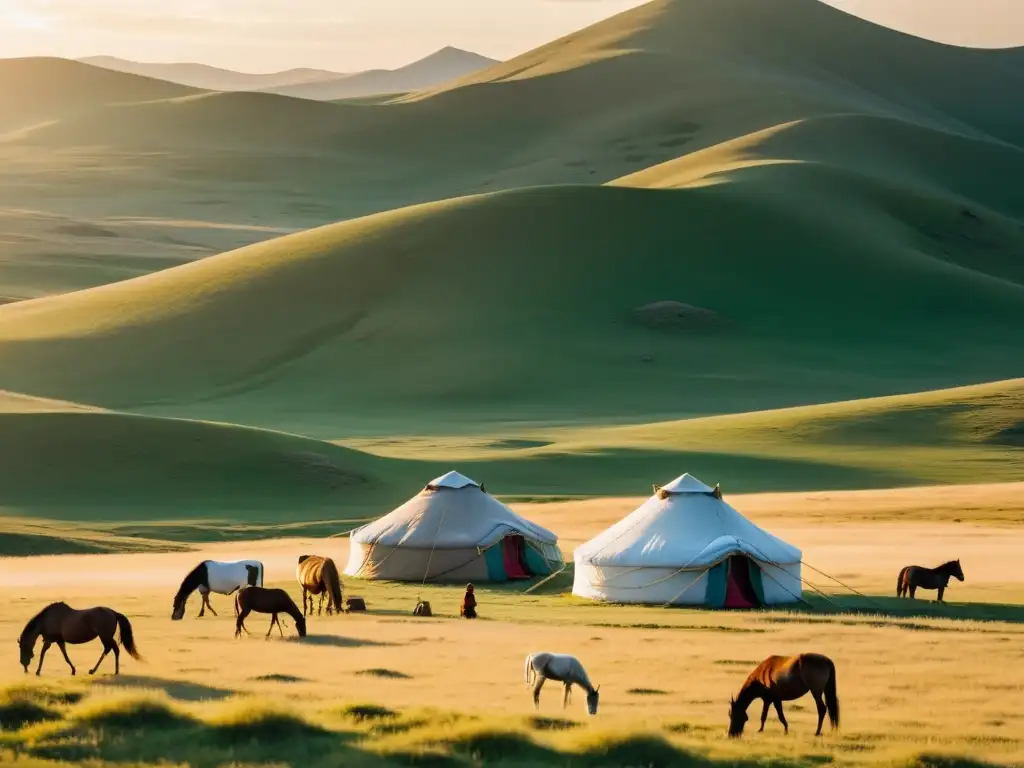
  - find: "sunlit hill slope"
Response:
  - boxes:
[0,0,1020,529]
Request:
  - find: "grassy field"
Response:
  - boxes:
[1,488,1023,767]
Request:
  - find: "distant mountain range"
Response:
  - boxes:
[80,46,499,100]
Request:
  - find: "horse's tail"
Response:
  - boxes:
[524,654,535,686]
[824,660,839,729]
[115,612,143,661]
[323,559,344,613]
[896,567,907,597]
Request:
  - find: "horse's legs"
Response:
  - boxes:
[204,592,219,617]
[532,675,546,709]
[936,586,945,603]
[909,584,917,600]
[772,700,789,735]
[758,699,770,732]
[35,641,51,676]
[89,645,110,675]
[318,592,325,617]
[812,691,827,736]
[235,608,251,638]
[56,640,76,676]
[563,683,572,709]
[112,643,121,675]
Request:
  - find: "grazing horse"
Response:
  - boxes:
[234,587,306,639]
[295,555,344,616]
[897,560,964,602]
[728,654,839,738]
[171,560,264,620]
[525,652,600,715]
[18,602,142,677]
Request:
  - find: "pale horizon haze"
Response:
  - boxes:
[1,0,1021,73]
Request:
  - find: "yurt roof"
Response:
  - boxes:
[425,470,480,490]
[351,475,557,549]
[574,473,800,569]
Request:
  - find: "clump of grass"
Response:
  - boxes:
[0,687,63,730]
[355,668,411,679]
[341,703,396,723]
[208,701,328,743]
[71,693,192,730]
[526,715,579,731]
[627,687,668,696]
[1,683,83,708]
[249,673,305,683]
[444,729,553,764]
[573,733,694,767]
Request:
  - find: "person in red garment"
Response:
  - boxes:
[460,583,478,619]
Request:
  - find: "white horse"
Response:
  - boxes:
[525,652,600,715]
[171,560,263,620]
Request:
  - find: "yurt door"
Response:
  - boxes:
[724,555,761,608]
[501,535,531,580]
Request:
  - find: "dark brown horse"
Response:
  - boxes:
[728,654,839,738]
[296,555,344,617]
[897,559,964,601]
[18,602,142,676]
[234,587,306,638]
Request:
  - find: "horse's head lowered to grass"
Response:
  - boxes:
[727,695,748,737]
[586,685,600,715]
[17,638,34,673]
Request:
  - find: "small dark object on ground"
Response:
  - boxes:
[413,599,432,617]
[346,597,367,612]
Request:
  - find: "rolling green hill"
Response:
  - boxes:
[0,406,394,519]
[340,378,1024,496]
[0,378,1018,554]
[0,180,1020,433]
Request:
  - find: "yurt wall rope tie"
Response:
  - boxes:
[734,537,854,611]
[659,568,710,607]
[581,541,717,592]
[421,502,450,586]
[740,536,891,611]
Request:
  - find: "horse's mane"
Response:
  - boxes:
[940,560,959,569]
[175,561,209,601]
[20,602,67,642]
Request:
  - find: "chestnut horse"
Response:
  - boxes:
[728,654,839,737]
[897,559,964,602]
[295,555,344,616]
[18,602,142,676]
[234,587,306,639]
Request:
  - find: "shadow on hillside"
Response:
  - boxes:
[779,594,1024,626]
[93,675,234,702]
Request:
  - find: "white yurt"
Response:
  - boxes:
[344,471,563,582]
[572,473,802,607]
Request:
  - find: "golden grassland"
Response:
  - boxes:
[0,487,1022,767]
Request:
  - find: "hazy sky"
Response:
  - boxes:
[1,0,1020,73]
